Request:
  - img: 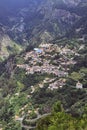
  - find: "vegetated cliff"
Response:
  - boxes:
[0,25,22,60]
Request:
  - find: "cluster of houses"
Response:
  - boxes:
[48,79,66,90]
[25,63,68,77]
[17,62,68,77]
[17,43,83,90]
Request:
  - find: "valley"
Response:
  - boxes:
[0,0,87,130]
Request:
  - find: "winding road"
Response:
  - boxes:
[17,113,51,130]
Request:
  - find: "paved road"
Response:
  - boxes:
[17,113,51,130]
[26,113,51,123]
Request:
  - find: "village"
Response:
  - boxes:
[17,43,80,91]
[14,43,84,130]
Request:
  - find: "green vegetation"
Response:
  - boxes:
[36,102,87,130]
[0,40,87,130]
[0,38,22,61]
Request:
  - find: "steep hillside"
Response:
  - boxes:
[0,40,87,130]
[0,25,22,61]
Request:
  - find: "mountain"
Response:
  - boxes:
[0,0,87,55]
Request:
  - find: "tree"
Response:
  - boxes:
[52,101,63,113]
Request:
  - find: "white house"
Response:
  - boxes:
[76,81,83,89]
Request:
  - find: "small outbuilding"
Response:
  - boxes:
[76,81,83,89]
